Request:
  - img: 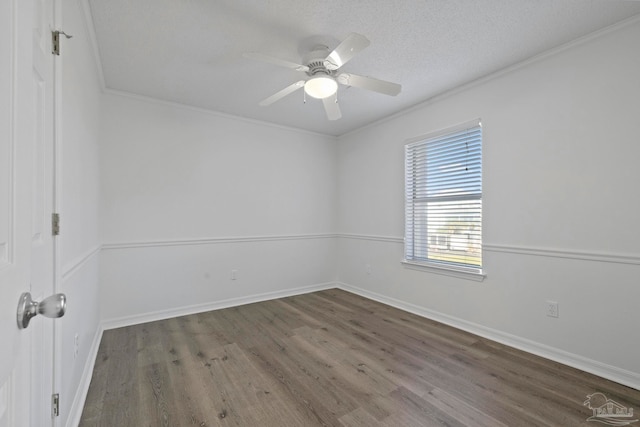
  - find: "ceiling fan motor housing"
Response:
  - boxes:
[304,46,334,76]
[307,60,333,76]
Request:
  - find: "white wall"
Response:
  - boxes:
[58,0,103,425]
[336,19,640,388]
[99,93,338,324]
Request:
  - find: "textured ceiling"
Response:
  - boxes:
[87,0,640,136]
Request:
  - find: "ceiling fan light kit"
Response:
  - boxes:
[244,33,401,121]
[304,76,338,99]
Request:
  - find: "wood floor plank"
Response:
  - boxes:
[138,361,176,427]
[79,289,640,426]
[421,387,510,427]
[338,407,385,427]
[246,339,353,426]
[81,327,140,427]
[216,342,312,426]
[291,326,396,421]
[384,386,468,427]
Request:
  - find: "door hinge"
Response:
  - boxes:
[52,213,60,236]
[51,30,72,56]
[52,393,60,417]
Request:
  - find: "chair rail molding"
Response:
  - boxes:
[483,243,640,266]
[337,234,640,266]
[101,233,339,250]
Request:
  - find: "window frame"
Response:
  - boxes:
[403,119,485,281]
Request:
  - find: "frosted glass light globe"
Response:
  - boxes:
[304,76,338,99]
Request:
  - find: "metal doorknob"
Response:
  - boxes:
[16,292,66,329]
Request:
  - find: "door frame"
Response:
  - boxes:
[52,0,63,424]
[32,0,59,424]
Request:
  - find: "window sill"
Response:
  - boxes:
[401,260,486,282]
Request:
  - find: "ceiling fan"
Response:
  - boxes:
[244,33,401,121]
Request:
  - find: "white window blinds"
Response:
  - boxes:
[404,121,482,271]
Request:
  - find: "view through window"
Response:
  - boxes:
[404,121,482,271]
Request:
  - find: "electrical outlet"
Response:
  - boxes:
[365,264,372,275]
[546,301,559,318]
[231,270,238,280]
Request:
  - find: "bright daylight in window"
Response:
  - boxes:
[404,120,482,274]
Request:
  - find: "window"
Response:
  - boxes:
[404,120,482,275]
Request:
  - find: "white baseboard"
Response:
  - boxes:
[65,324,104,427]
[336,282,640,391]
[101,281,338,330]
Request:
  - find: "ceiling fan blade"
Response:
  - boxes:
[322,95,342,121]
[243,52,309,72]
[259,81,305,106]
[324,33,370,70]
[337,73,401,96]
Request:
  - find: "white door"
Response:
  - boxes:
[0,0,57,425]
[0,0,32,424]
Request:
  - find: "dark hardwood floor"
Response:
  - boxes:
[79,289,640,426]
